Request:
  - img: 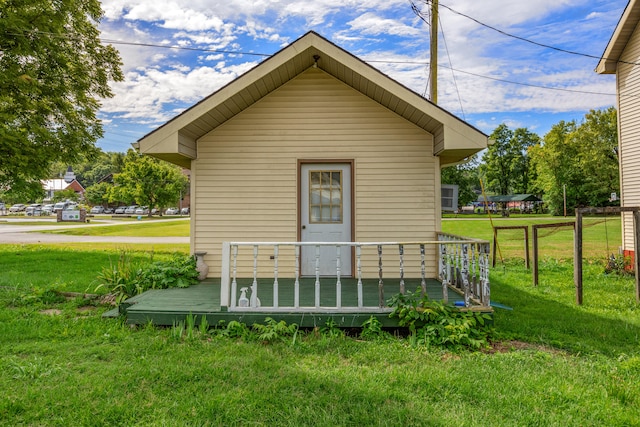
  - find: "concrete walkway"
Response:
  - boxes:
[0,217,190,244]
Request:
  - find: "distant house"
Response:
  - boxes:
[136,31,489,294]
[42,178,85,201]
[596,0,640,261]
[42,167,85,201]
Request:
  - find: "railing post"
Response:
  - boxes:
[294,245,300,309]
[228,244,238,308]
[399,244,405,294]
[250,245,260,307]
[378,245,384,308]
[462,244,470,307]
[480,243,491,307]
[273,245,279,309]
[336,245,342,308]
[356,245,363,308]
[314,245,320,308]
[442,242,449,302]
[420,244,427,296]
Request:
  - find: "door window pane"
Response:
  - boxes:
[309,170,342,223]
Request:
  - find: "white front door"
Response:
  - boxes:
[300,163,352,276]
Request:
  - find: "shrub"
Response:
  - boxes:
[96,251,199,303]
[388,289,493,350]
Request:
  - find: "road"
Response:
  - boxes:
[0,217,190,244]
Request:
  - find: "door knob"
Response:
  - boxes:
[302,225,306,229]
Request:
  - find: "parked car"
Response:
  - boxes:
[114,206,127,214]
[42,204,54,215]
[25,203,43,216]
[104,207,114,214]
[90,206,105,214]
[52,201,71,213]
[165,207,179,215]
[151,208,160,215]
[64,203,78,211]
[180,207,190,215]
[124,205,139,214]
[134,206,149,215]
[9,204,26,212]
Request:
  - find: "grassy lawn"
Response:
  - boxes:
[0,218,638,425]
[39,218,190,237]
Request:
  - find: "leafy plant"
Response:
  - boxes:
[95,250,147,304]
[252,317,298,344]
[95,251,198,304]
[388,289,493,350]
[320,319,345,338]
[360,316,390,341]
[137,254,199,290]
[222,320,252,339]
[604,254,633,276]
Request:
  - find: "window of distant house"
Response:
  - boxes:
[309,170,342,223]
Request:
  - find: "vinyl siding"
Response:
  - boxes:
[193,67,437,278]
[618,23,640,252]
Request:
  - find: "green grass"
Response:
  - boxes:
[40,219,190,237]
[0,220,638,425]
[442,216,620,260]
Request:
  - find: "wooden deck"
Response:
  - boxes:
[105,278,491,328]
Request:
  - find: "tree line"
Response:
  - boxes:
[1,149,189,216]
[442,107,619,215]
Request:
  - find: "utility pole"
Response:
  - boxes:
[430,0,438,104]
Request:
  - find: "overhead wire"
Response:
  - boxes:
[438,13,466,119]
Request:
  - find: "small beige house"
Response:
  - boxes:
[137,31,489,311]
[597,0,640,262]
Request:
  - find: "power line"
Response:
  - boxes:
[7,29,616,97]
[435,1,638,67]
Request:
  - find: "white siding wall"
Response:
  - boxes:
[193,68,437,278]
[618,23,640,253]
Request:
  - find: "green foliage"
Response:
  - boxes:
[604,254,633,277]
[320,318,345,338]
[110,150,189,214]
[84,182,112,206]
[95,251,198,304]
[252,317,299,344]
[531,108,619,215]
[0,0,122,193]
[137,253,199,290]
[51,188,79,203]
[441,155,480,207]
[481,124,540,196]
[388,290,493,350]
[360,316,391,341]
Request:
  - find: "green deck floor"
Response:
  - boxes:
[108,277,485,327]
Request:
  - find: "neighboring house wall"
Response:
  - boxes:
[193,68,438,277]
[617,23,640,256]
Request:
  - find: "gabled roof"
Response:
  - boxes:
[137,31,488,168]
[596,0,640,74]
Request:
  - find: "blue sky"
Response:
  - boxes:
[96,0,628,152]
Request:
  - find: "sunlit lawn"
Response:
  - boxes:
[0,216,638,425]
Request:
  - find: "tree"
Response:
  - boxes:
[84,181,112,206]
[480,124,540,195]
[111,150,189,216]
[530,107,619,215]
[0,1,122,195]
[52,188,79,203]
[441,155,479,207]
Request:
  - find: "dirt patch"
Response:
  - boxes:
[76,306,96,313]
[39,309,62,316]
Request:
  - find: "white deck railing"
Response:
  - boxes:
[220,236,490,313]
